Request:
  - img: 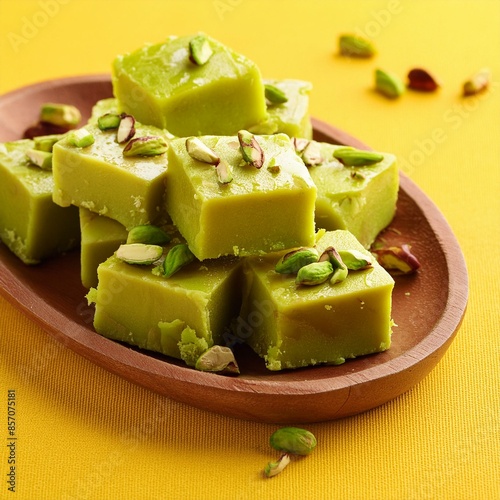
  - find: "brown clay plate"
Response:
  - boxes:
[0,76,468,423]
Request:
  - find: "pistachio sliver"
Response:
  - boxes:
[97,113,122,131]
[185,137,220,164]
[264,84,288,104]
[463,68,491,96]
[339,249,372,270]
[126,225,171,245]
[40,103,81,127]
[275,247,319,274]
[163,243,195,278]
[26,149,53,170]
[375,68,405,99]
[215,159,233,184]
[117,114,136,144]
[264,454,291,478]
[333,147,383,167]
[67,128,95,148]
[189,34,213,65]
[330,266,348,285]
[123,136,168,157]
[301,140,324,166]
[33,134,64,152]
[237,130,264,168]
[270,427,317,456]
[339,34,376,58]
[295,261,333,286]
[195,345,240,374]
[116,243,163,265]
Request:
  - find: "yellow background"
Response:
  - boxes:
[0,1,499,499]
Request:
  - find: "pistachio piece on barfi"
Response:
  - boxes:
[195,345,240,374]
[40,103,81,128]
[292,137,310,155]
[67,128,95,148]
[122,136,168,157]
[33,134,64,152]
[117,114,136,144]
[215,159,233,184]
[339,249,373,270]
[339,34,376,58]
[116,243,163,265]
[301,140,323,166]
[330,265,348,284]
[372,244,421,274]
[238,130,265,168]
[97,113,122,131]
[463,68,491,96]
[295,260,333,286]
[270,427,317,456]
[375,68,405,99]
[26,149,53,170]
[126,225,171,245]
[163,243,195,278]
[189,33,214,65]
[333,147,384,167]
[264,84,288,104]
[275,247,319,274]
[264,454,291,478]
[319,245,345,269]
[185,137,220,164]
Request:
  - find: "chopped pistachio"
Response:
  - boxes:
[26,149,53,170]
[126,225,171,245]
[97,113,122,131]
[375,68,405,99]
[189,34,213,65]
[40,103,81,127]
[33,134,64,152]
[185,137,220,164]
[275,247,319,274]
[407,68,440,92]
[372,244,421,274]
[319,245,345,270]
[215,159,233,184]
[264,454,291,478]
[330,266,348,284]
[339,249,373,270]
[163,243,195,278]
[333,147,384,167]
[264,84,288,104]
[67,128,95,148]
[238,130,264,168]
[292,137,310,155]
[295,260,333,286]
[123,136,168,157]
[339,34,376,58]
[195,345,240,374]
[301,140,324,166]
[269,427,317,456]
[116,243,163,265]
[117,114,136,144]
[463,68,491,96]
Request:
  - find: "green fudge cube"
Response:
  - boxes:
[164,133,317,260]
[52,123,171,230]
[112,34,268,136]
[250,79,313,139]
[309,143,399,247]
[238,230,394,371]
[0,139,79,264]
[87,233,242,361]
[79,208,127,289]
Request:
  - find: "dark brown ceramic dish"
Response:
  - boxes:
[0,76,468,423]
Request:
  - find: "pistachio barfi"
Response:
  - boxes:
[112,33,268,136]
[238,230,394,371]
[52,122,171,230]
[79,208,127,288]
[304,143,398,247]
[0,138,79,264]
[164,133,317,260]
[87,229,242,362]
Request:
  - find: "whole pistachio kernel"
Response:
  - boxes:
[67,128,95,148]
[126,225,171,245]
[26,149,53,170]
[264,84,288,104]
[116,114,136,144]
[333,147,384,167]
[237,130,265,168]
[189,34,213,65]
[339,249,373,270]
[296,260,333,286]
[339,34,376,58]
[97,113,122,131]
[375,68,405,99]
[163,243,196,278]
[40,103,81,127]
[264,454,291,478]
[185,137,220,165]
[116,243,163,265]
[195,345,240,374]
[372,244,421,274]
[123,136,168,157]
[270,427,317,456]
[275,247,319,274]
[319,245,346,269]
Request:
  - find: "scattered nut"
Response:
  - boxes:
[126,225,171,245]
[301,140,324,166]
[116,243,163,265]
[215,159,233,184]
[117,114,136,144]
[339,34,376,58]
[189,33,213,65]
[185,137,220,164]
[195,345,240,374]
[264,83,288,104]
[275,247,319,274]
[333,147,384,167]
[269,427,317,456]
[463,68,491,96]
[67,128,95,148]
[40,103,81,128]
[97,113,122,131]
[375,68,405,99]
[338,249,373,270]
[25,149,53,170]
[162,243,195,278]
[372,244,421,274]
[264,454,291,478]
[295,260,333,286]
[238,130,264,168]
[122,136,168,157]
[407,68,440,92]
[33,134,64,152]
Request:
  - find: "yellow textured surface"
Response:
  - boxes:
[0,1,499,499]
